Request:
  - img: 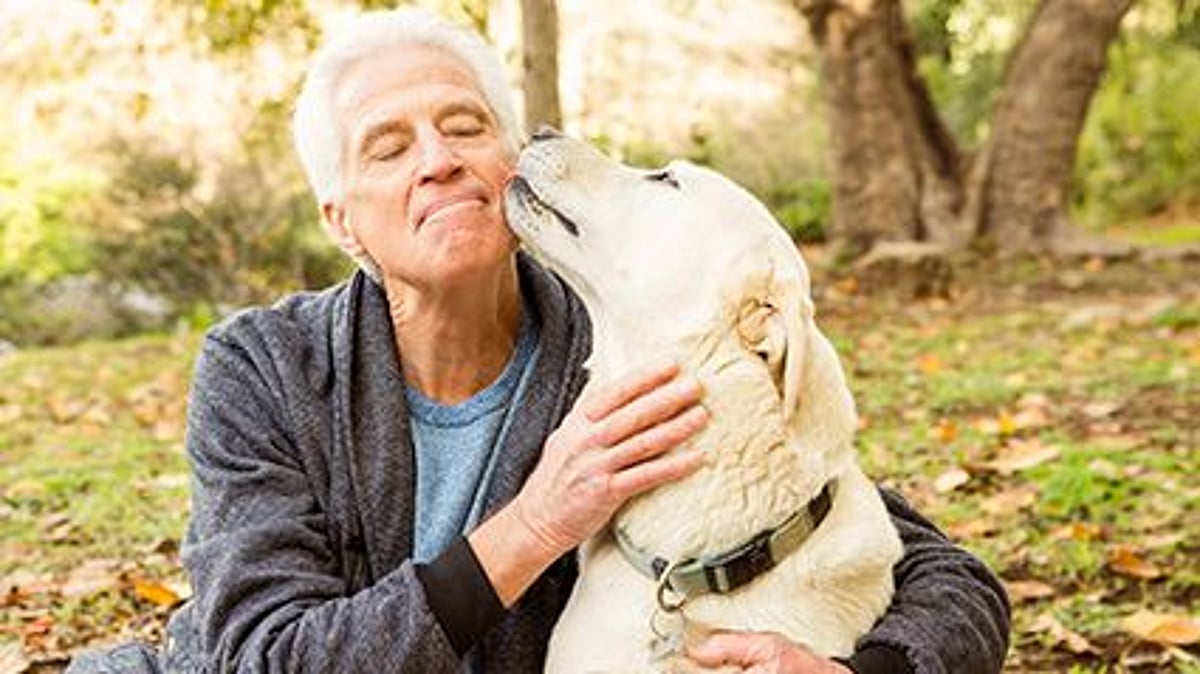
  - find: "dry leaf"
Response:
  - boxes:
[1121,610,1200,646]
[975,411,1017,437]
[934,467,970,493]
[62,559,122,598]
[133,578,182,608]
[982,439,1060,474]
[1141,532,1185,549]
[981,486,1039,516]
[930,419,958,444]
[1082,400,1122,419]
[946,517,997,540]
[0,404,23,426]
[1108,545,1164,580]
[1031,612,1097,654]
[1050,522,1105,542]
[1005,579,1056,603]
[1011,407,1050,431]
[916,354,944,375]
[46,396,88,424]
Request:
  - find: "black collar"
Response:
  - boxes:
[614,480,836,600]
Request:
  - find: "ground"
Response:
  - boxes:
[0,251,1196,672]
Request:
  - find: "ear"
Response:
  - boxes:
[779,283,859,457]
[322,202,368,259]
[739,273,857,458]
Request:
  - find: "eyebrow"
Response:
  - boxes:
[436,100,492,125]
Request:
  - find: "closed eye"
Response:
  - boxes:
[645,169,681,189]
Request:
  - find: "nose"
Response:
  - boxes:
[529,126,562,143]
[416,130,463,183]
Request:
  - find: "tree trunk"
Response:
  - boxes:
[795,0,1134,256]
[520,0,562,132]
[976,0,1135,251]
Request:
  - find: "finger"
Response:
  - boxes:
[580,359,679,422]
[688,631,777,667]
[593,375,703,448]
[603,404,709,471]
[609,448,704,499]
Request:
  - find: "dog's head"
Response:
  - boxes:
[505,134,858,499]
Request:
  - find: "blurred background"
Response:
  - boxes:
[2,0,1197,345]
[0,0,1196,672]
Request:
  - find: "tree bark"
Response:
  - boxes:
[795,0,966,252]
[977,0,1135,251]
[520,0,562,132]
[795,0,1135,256]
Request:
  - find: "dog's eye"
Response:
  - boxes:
[645,169,681,189]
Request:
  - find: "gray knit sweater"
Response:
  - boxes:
[69,256,1009,673]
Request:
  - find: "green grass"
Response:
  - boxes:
[0,332,197,576]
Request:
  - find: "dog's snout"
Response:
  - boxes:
[530,126,563,143]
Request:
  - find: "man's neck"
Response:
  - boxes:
[385,267,523,405]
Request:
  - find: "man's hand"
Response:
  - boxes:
[514,359,709,556]
[688,631,853,674]
[471,359,708,606]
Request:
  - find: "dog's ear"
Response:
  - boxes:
[738,269,858,459]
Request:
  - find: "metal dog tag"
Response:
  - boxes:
[648,607,688,662]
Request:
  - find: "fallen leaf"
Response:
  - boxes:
[1010,407,1051,431]
[981,439,1060,474]
[981,486,1039,516]
[1031,612,1097,654]
[62,559,122,598]
[946,517,997,540]
[1108,545,1164,580]
[1049,522,1105,542]
[1141,532,1185,549]
[0,404,23,426]
[1005,579,1056,603]
[933,467,970,493]
[1081,400,1122,419]
[835,276,859,296]
[975,411,1017,437]
[1121,610,1200,646]
[929,419,958,444]
[132,578,181,608]
[46,396,88,424]
[916,354,943,375]
[21,614,54,638]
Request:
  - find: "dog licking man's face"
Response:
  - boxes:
[504,134,805,375]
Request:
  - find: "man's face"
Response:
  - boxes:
[325,47,517,291]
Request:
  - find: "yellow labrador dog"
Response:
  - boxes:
[505,132,902,673]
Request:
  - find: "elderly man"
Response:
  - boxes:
[69,8,1008,674]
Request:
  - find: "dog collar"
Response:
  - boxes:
[614,480,836,601]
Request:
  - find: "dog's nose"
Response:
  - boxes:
[530,126,563,143]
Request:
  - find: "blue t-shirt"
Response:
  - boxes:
[406,314,540,563]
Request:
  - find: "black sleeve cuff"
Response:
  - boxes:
[413,537,506,656]
[836,644,914,674]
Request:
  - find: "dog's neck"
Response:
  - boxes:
[599,333,839,563]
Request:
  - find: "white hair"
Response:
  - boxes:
[292,7,523,205]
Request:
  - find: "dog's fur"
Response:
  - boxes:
[505,135,902,673]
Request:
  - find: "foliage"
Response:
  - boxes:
[88,99,351,320]
[767,180,831,243]
[910,0,1200,228]
[0,151,103,286]
[1072,29,1200,227]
